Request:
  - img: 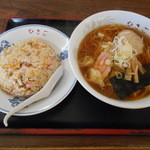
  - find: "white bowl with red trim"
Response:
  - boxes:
[69,10,150,109]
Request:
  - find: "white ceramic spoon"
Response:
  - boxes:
[3,65,63,127]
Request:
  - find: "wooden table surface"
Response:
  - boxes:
[0,0,150,149]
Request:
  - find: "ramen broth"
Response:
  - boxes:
[78,24,150,100]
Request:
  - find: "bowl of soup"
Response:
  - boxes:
[69,10,150,109]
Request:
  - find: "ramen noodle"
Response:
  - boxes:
[78,24,150,100]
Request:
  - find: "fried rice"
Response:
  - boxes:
[0,38,60,97]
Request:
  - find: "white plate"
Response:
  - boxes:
[0,24,76,116]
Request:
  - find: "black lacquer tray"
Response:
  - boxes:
[0,17,150,135]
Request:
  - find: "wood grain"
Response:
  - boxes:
[0,0,150,32]
[0,0,150,149]
[0,135,150,149]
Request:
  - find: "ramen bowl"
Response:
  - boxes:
[69,10,150,109]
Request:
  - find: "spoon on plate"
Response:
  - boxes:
[3,65,63,127]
